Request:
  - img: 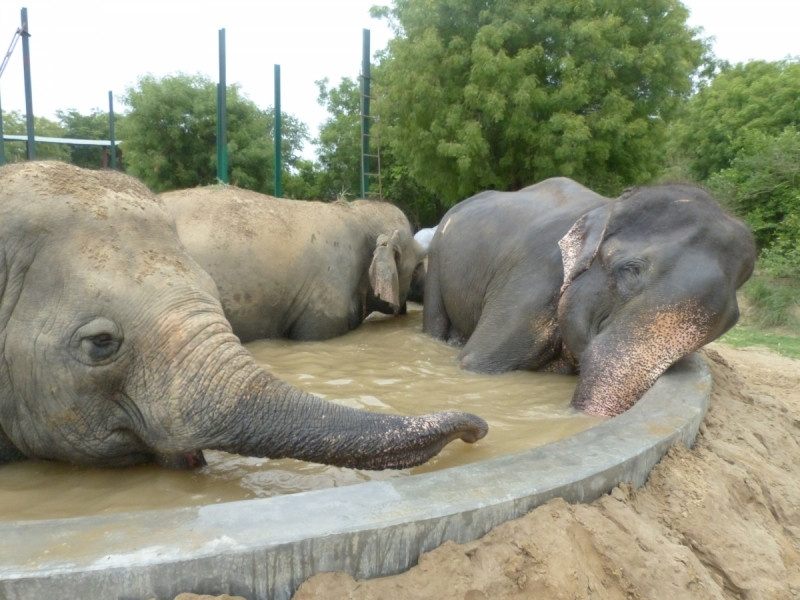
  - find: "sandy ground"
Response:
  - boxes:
[179,342,800,600]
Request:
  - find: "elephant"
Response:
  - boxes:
[423,177,757,417]
[407,226,437,303]
[0,161,487,470]
[161,186,427,342]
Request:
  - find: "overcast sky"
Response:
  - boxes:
[0,0,797,158]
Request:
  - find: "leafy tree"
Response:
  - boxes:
[669,59,800,182]
[371,0,708,208]
[313,77,363,201]
[312,76,442,227]
[56,108,120,169]
[119,73,309,194]
[707,127,800,277]
[1,110,69,162]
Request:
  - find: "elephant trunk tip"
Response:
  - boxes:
[450,411,489,443]
[569,375,646,418]
[571,396,621,418]
[355,411,489,471]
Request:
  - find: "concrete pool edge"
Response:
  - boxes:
[0,353,711,600]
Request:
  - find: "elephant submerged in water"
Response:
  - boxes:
[0,161,487,469]
[423,177,756,417]
[161,186,426,342]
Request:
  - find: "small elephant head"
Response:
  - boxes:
[556,184,756,417]
[369,229,426,315]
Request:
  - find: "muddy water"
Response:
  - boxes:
[0,307,599,521]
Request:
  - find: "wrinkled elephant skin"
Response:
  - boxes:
[423,177,756,417]
[161,186,426,342]
[0,162,487,469]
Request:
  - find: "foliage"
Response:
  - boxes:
[706,126,800,276]
[313,77,363,201]
[370,0,708,209]
[739,274,800,331]
[56,108,120,169]
[119,73,310,195]
[668,59,800,181]
[1,110,69,162]
[311,76,438,226]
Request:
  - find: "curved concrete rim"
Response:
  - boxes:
[0,353,710,600]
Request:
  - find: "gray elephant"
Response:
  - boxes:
[423,177,756,417]
[0,161,487,469]
[161,186,426,342]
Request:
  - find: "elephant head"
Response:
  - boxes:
[369,231,402,313]
[368,228,426,315]
[556,184,756,417]
[0,161,487,469]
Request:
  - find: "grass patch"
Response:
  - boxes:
[719,324,800,359]
[717,269,800,359]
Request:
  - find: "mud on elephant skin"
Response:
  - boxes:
[161,186,426,342]
[423,177,756,417]
[0,161,487,470]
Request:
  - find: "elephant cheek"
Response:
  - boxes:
[571,301,712,417]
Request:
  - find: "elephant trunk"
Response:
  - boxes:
[166,335,488,470]
[570,300,714,417]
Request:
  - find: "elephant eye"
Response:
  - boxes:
[70,318,124,365]
[615,259,647,293]
[82,333,122,362]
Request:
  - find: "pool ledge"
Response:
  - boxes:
[0,353,710,600]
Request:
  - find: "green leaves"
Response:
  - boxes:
[119,73,309,195]
[372,0,706,209]
[313,77,363,200]
[670,60,800,181]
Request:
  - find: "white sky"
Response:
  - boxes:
[0,0,797,159]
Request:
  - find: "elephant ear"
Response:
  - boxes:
[369,230,401,312]
[558,203,613,294]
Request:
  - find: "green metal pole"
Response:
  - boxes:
[216,28,228,183]
[108,91,117,170]
[20,7,35,160]
[274,64,282,197]
[360,28,370,198]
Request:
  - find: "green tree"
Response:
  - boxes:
[313,77,363,201]
[312,76,441,226]
[707,127,800,275]
[1,110,69,162]
[56,108,119,169]
[119,73,309,194]
[372,0,708,208]
[669,59,800,182]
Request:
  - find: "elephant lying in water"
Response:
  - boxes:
[423,177,756,417]
[0,161,487,469]
[161,186,426,342]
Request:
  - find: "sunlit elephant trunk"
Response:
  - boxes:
[570,299,719,417]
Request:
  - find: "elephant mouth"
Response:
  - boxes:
[155,449,207,469]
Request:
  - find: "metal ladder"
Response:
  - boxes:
[360,69,383,200]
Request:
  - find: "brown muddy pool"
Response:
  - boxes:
[0,307,599,521]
